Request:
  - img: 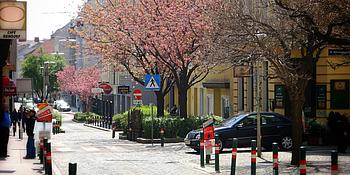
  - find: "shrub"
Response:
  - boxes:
[112,112,128,132]
[53,111,62,122]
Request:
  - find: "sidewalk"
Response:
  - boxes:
[0,131,43,175]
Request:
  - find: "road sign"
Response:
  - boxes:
[91,88,103,94]
[118,86,130,94]
[133,100,142,106]
[36,105,53,122]
[144,74,161,91]
[99,83,113,94]
[133,89,142,100]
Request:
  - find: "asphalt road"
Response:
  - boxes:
[51,113,350,175]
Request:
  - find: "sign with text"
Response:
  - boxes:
[0,1,27,40]
[118,85,130,94]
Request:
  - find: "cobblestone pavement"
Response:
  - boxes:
[52,113,350,175]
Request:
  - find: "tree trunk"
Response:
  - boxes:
[155,91,165,117]
[178,86,188,118]
[288,90,305,165]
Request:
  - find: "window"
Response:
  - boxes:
[262,114,282,125]
[240,115,257,127]
[330,80,349,109]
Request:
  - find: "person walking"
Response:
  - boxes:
[23,109,36,159]
[0,105,11,159]
[10,108,18,136]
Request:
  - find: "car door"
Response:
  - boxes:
[261,113,289,146]
[235,114,257,147]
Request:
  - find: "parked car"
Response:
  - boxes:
[55,100,71,112]
[58,102,71,112]
[184,112,292,152]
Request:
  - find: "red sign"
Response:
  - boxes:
[4,86,16,96]
[36,106,53,122]
[203,125,214,140]
[2,76,16,96]
[99,83,113,94]
[133,89,142,100]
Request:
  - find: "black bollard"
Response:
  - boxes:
[272,142,279,175]
[215,134,220,173]
[200,132,205,168]
[46,142,52,175]
[251,140,257,175]
[69,162,77,175]
[160,128,165,147]
[43,138,48,174]
[231,138,238,175]
[331,150,338,175]
[299,146,306,175]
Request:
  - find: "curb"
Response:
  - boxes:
[136,137,184,144]
[83,124,111,132]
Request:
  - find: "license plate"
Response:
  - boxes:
[185,140,190,145]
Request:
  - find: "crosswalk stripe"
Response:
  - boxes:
[81,146,100,152]
[55,147,74,152]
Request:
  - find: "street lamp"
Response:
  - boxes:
[43,61,56,101]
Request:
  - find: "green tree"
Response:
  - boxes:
[21,54,65,99]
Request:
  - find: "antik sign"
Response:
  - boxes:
[0,1,26,40]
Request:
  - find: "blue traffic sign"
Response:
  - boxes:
[144,74,161,91]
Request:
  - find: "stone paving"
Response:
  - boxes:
[51,113,350,175]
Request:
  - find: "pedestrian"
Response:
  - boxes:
[23,110,36,159]
[21,107,26,132]
[11,108,18,136]
[0,105,11,159]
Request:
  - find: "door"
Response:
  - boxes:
[235,114,257,147]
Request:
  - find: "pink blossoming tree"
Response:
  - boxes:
[74,0,221,117]
[56,66,100,112]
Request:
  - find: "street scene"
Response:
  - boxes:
[1,0,350,175]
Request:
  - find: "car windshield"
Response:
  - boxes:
[217,113,246,127]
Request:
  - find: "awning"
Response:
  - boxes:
[202,82,230,88]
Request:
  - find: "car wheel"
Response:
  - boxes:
[217,138,224,152]
[280,136,293,150]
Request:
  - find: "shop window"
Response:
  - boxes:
[330,80,349,109]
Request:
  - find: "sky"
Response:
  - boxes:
[27,0,85,40]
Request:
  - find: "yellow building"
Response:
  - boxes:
[167,46,350,123]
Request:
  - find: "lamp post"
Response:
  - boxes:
[43,61,55,101]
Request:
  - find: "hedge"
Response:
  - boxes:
[112,106,223,139]
[74,112,100,122]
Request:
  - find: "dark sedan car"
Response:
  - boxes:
[184,112,292,152]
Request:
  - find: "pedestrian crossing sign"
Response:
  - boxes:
[144,74,161,91]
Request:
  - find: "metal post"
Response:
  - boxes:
[231,138,238,175]
[299,146,306,175]
[151,104,154,146]
[255,61,262,157]
[68,162,77,175]
[215,134,220,173]
[251,140,257,175]
[272,142,279,175]
[200,132,205,168]
[331,150,338,175]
